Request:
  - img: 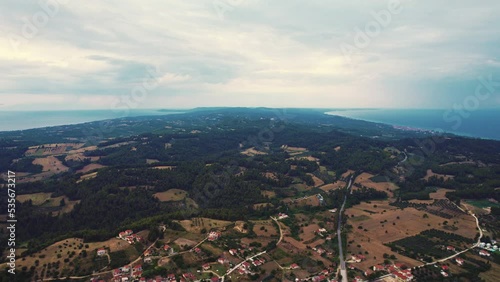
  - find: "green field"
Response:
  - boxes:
[467,200,500,208]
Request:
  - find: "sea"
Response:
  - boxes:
[326,109,500,141]
[0,109,184,132]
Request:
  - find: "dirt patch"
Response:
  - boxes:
[154,189,188,202]
[152,166,176,170]
[234,221,249,234]
[342,170,355,178]
[17,193,53,205]
[264,172,278,181]
[424,169,454,181]
[320,181,347,192]
[76,163,106,174]
[241,147,267,156]
[33,156,69,173]
[299,224,320,242]
[261,190,276,198]
[354,173,398,197]
[174,238,198,248]
[281,146,307,156]
[78,171,98,182]
[146,159,159,164]
[25,143,85,157]
[307,173,324,187]
[177,218,232,233]
[252,220,278,237]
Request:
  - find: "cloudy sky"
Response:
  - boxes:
[1,0,499,110]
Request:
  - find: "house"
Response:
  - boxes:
[242,262,251,269]
[354,276,364,282]
[144,257,153,264]
[373,265,385,272]
[316,248,326,255]
[290,263,300,269]
[455,258,464,266]
[479,250,490,256]
[278,213,289,220]
[329,209,338,213]
[229,249,238,256]
[210,277,220,282]
[317,228,328,234]
[132,265,143,277]
[441,265,449,271]
[182,273,196,280]
[167,274,176,281]
[440,271,449,277]
[119,230,133,239]
[252,259,264,266]
[113,269,122,277]
[446,246,455,252]
[97,248,107,256]
[218,257,228,265]
[364,269,373,277]
[121,265,130,273]
[208,231,221,241]
[193,247,201,254]
[351,255,362,263]
[144,249,153,256]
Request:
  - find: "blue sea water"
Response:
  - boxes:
[0,109,184,132]
[326,109,500,141]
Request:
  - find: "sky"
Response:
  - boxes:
[0,0,499,110]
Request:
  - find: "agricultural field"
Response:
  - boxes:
[24,143,85,157]
[252,220,278,237]
[423,169,455,181]
[176,218,233,233]
[153,189,188,202]
[32,156,69,173]
[241,147,267,156]
[1,237,136,280]
[354,172,398,197]
[320,180,347,192]
[345,199,478,270]
[76,163,106,174]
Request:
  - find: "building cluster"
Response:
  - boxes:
[363,263,414,282]
[118,230,143,244]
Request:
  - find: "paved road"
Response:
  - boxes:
[337,175,354,282]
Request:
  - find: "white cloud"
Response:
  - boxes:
[0,0,499,109]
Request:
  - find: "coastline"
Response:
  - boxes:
[325,109,500,141]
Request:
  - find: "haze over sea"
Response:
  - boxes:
[327,109,500,141]
[0,109,183,132]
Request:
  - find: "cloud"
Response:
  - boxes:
[0,0,499,110]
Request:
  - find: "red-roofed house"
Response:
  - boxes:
[97,248,107,256]
[446,246,455,251]
[479,250,491,256]
[203,263,211,270]
[229,249,238,256]
[456,258,464,266]
[373,265,385,272]
[290,263,299,269]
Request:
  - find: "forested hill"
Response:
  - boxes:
[1,108,499,260]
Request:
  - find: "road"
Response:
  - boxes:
[419,203,483,267]
[224,251,267,277]
[337,175,354,282]
[270,216,284,245]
